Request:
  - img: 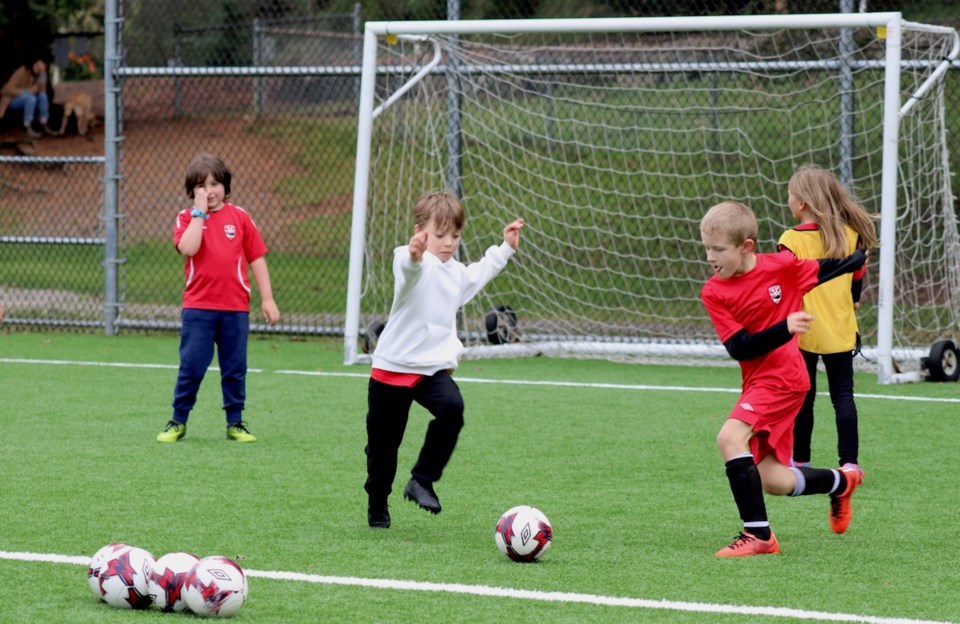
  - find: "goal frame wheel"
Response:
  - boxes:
[924,339,960,382]
[485,305,517,345]
[362,321,386,354]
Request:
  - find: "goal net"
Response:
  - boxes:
[345,14,960,383]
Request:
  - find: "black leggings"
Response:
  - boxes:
[793,350,859,466]
[364,372,465,501]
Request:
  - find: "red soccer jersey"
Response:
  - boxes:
[173,203,268,312]
[701,252,820,391]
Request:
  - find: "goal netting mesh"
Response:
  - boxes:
[351,17,959,373]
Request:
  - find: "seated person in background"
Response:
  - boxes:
[0,57,52,139]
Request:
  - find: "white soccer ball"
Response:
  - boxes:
[97,545,156,609]
[183,555,248,618]
[494,505,553,562]
[87,543,129,601]
[148,551,200,612]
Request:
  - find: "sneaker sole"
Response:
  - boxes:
[403,492,441,515]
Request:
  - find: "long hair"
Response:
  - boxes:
[788,165,878,258]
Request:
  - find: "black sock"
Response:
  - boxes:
[725,454,770,540]
[792,467,845,496]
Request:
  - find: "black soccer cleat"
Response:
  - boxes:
[368,501,391,528]
[403,479,441,514]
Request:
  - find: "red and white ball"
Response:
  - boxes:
[494,505,553,562]
[183,555,248,618]
[148,551,200,612]
[87,543,129,600]
[96,545,156,609]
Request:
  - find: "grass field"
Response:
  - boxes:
[0,331,958,623]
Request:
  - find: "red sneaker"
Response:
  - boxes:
[715,531,780,557]
[829,466,861,534]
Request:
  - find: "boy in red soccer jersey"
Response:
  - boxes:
[699,201,866,557]
[157,153,280,443]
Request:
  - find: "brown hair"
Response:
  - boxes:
[413,190,465,232]
[700,201,758,247]
[788,165,878,258]
[184,153,232,199]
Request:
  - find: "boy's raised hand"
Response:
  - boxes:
[504,218,525,249]
[408,229,429,262]
[787,311,814,335]
[193,187,209,213]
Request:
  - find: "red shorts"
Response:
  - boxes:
[728,386,805,465]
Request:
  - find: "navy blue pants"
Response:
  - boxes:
[364,372,465,502]
[793,349,859,466]
[171,309,249,425]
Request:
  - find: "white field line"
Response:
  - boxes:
[0,357,957,404]
[0,550,953,624]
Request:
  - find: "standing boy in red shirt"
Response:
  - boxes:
[700,201,865,557]
[157,153,280,443]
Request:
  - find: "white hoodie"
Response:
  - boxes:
[371,241,516,375]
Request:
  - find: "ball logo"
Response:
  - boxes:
[768,285,782,304]
[224,224,236,240]
[208,567,232,581]
[520,522,532,546]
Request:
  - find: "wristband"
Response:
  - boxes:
[190,207,209,220]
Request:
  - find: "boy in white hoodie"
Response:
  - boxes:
[365,190,524,528]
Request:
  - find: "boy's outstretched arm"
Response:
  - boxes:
[723,311,813,361]
[816,248,867,285]
[503,218,524,249]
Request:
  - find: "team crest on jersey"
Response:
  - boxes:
[224,224,236,240]
[768,285,782,304]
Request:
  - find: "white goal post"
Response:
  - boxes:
[345,13,960,384]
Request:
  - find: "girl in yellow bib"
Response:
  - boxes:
[778,166,878,479]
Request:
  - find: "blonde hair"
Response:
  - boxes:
[788,165,879,258]
[700,201,758,247]
[413,190,465,231]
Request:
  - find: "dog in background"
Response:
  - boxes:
[56,92,97,136]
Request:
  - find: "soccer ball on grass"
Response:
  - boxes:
[183,555,248,618]
[494,505,553,562]
[95,544,156,609]
[148,551,200,612]
[86,543,128,601]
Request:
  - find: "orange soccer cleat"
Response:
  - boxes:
[715,531,780,557]
[829,466,862,534]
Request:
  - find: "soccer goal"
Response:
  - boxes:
[344,13,960,384]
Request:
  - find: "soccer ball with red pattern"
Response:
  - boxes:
[494,505,553,562]
[148,551,200,612]
[96,545,156,609]
[86,543,129,601]
[183,555,248,618]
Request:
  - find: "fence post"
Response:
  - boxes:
[353,3,362,105]
[253,18,264,118]
[838,0,856,187]
[103,0,122,335]
[173,23,182,118]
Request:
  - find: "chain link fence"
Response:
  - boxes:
[1,0,958,338]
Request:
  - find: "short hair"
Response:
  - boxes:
[413,190,465,231]
[184,153,232,199]
[700,201,758,246]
